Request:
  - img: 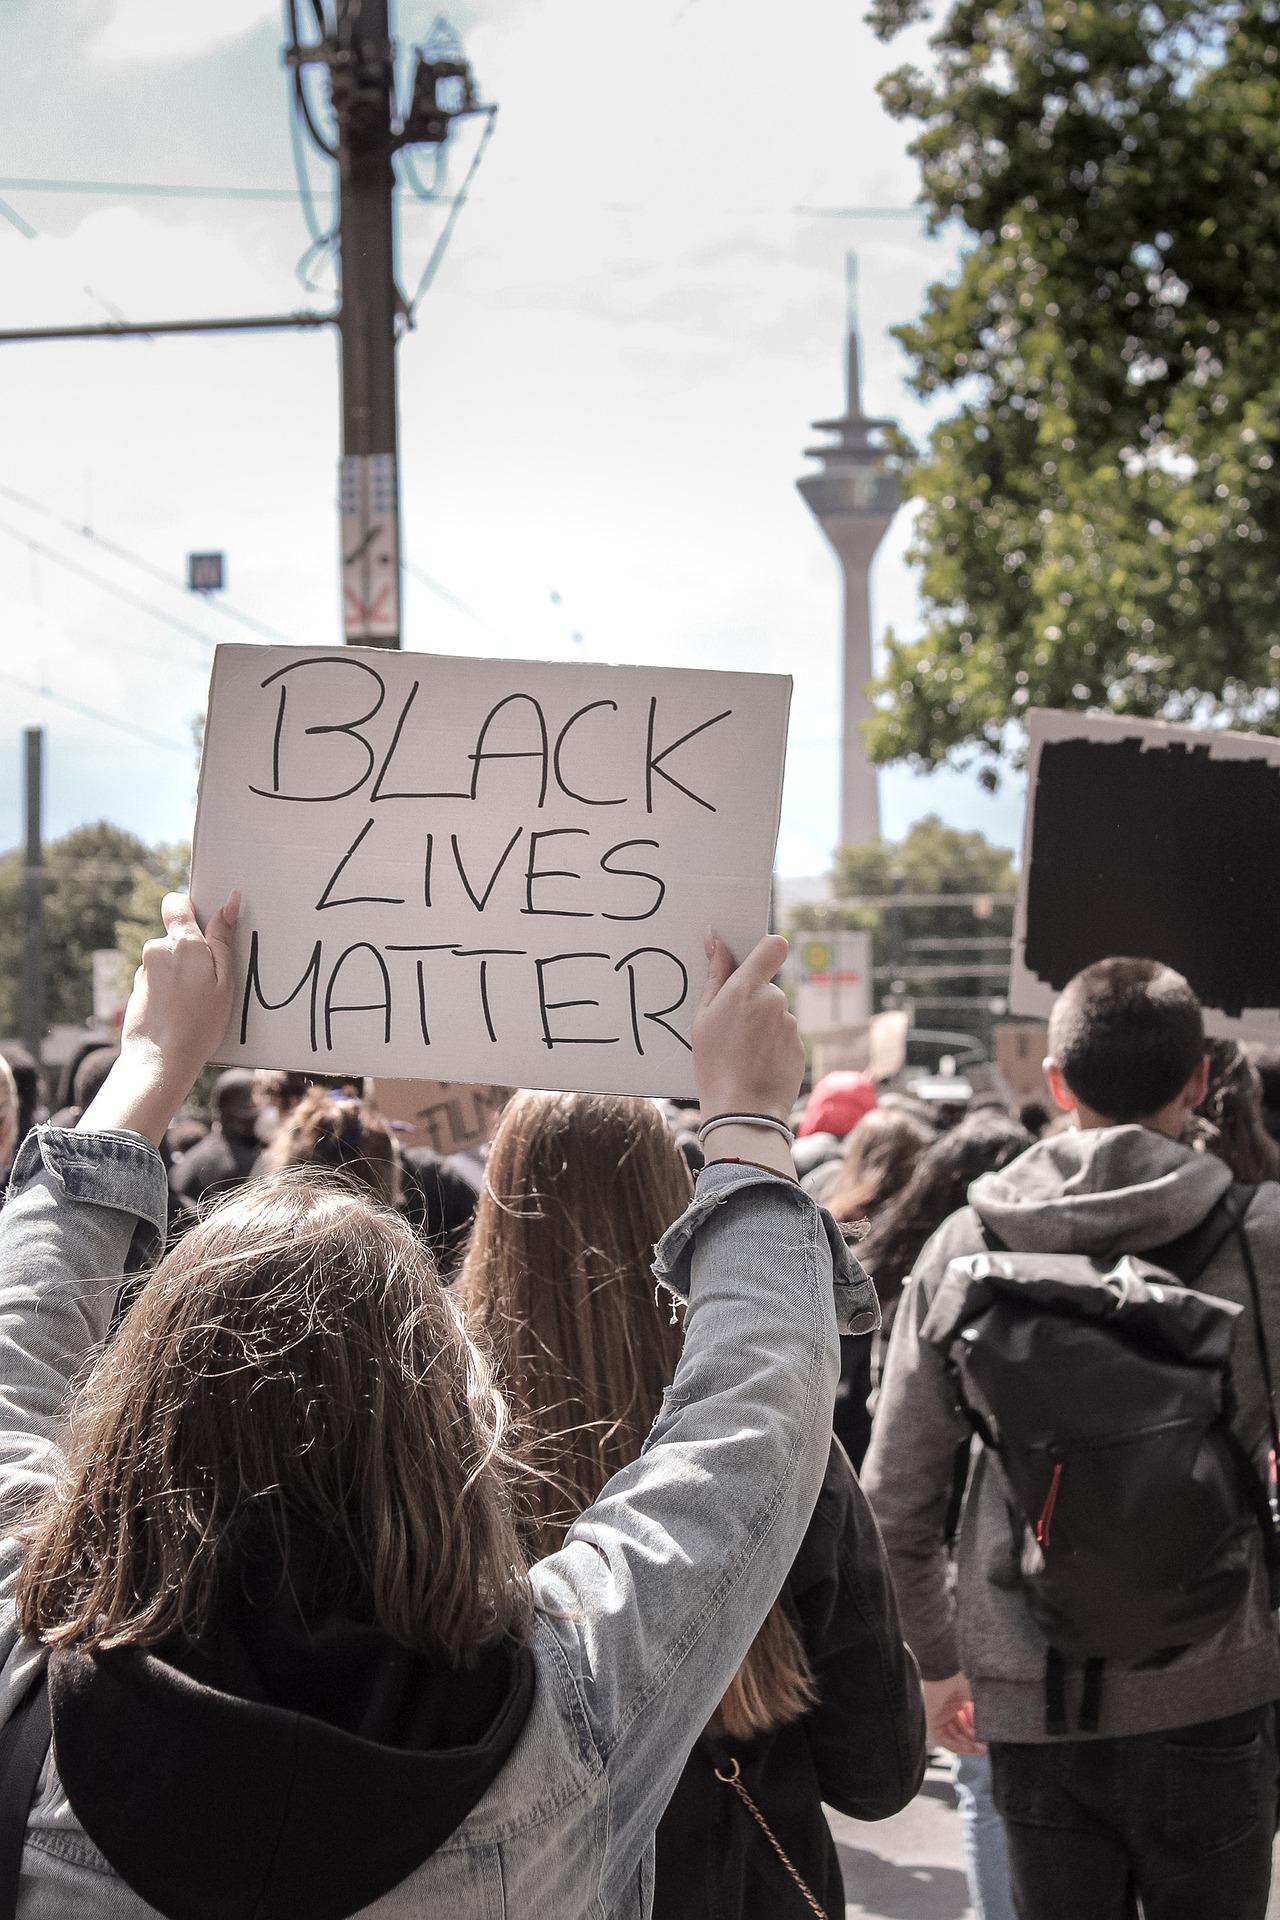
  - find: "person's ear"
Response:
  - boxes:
[1045,1059,1076,1114]
[1186,1054,1211,1110]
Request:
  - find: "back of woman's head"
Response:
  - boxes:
[1192,1039,1280,1184]
[859,1110,1034,1306]
[262,1087,401,1207]
[17,1173,527,1660]
[827,1108,936,1226]
[462,1091,692,1550]
[463,1091,814,1743]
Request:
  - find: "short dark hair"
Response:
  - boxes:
[1048,957,1204,1122]
[72,1046,119,1111]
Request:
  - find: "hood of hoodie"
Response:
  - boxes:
[967,1124,1233,1257]
[47,1567,535,1920]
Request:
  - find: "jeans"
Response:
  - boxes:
[989,1708,1277,1920]
[954,1751,1017,1920]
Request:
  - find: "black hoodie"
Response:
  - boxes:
[44,1551,534,1920]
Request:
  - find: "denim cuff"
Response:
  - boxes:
[10,1126,168,1273]
[652,1161,880,1336]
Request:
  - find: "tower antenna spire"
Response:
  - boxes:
[845,250,862,414]
[797,260,900,849]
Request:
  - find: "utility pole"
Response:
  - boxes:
[289,4,489,649]
[330,1,401,648]
[20,728,45,1068]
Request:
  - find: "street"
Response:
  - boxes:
[833,1761,1280,1920]
[833,1758,972,1920]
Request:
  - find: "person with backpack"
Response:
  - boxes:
[0,894,874,1918]
[863,955,1280,1920]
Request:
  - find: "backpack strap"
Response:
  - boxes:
[1043,1648,1068,1737]
[0,1666,51,1919]
[1143,1183,1256,1286]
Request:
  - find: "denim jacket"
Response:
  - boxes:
[0,1127,874,1918]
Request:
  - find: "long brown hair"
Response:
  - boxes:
[827,1107,935,1227]
[262,1087,401,1207]
[17,1174,528,1660]
[462,1090,815,1740]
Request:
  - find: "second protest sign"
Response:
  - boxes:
[190,644,791,1096]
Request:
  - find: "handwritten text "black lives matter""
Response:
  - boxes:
[237,656,736,1060]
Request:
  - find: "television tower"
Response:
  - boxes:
[797,256,900,847]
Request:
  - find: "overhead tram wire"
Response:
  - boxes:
[0,481,292,644]
[0,669,191,756]
[0,519,221,658]
[401,557,507,640]
[406,107,499,320]
[0,175,925,220]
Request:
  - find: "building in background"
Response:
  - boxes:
[797,255,900,848]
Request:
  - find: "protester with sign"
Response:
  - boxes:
[0,893,875,1919]
[462,1088,926,1920]
[864,957,1280,1920]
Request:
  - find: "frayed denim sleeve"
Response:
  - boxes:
[0,1127,168,1543]
[652,1161,880,1336]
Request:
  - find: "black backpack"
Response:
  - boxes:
[922,1186,1280,1734]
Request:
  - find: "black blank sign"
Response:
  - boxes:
[1021,735,1280,1020]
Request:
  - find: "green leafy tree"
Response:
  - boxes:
[0,823,163,1035]
[113,842,192,980]
[793,815,1015,1040]
[865,0,1280,782]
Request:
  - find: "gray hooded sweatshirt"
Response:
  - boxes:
[862,1124,1280,1742]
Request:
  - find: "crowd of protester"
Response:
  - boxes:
[2,920,1280,1917]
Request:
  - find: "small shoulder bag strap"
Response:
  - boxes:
[0,1667,52,1920]
[712,1757,827,1917]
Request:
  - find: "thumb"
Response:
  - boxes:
[203,890,241,984]
[697,929,736,1011]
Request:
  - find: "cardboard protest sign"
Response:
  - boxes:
[190,644,791,1096]
[1011,709,1280,1041]
[371,1079,508,1156]
[811,1011,909,1084]
[993,1022,1051,1104]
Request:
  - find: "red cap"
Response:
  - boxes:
[796,1071,878,1138]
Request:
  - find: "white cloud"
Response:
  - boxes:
[0,0,1009,870]
[93,0,278,63]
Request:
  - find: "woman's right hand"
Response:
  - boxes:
[692,932,804,1152]
[79,890,240,1147]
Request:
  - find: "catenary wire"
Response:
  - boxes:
[0,520,219,656]
[406,107,499,319]
[0,669,191,755]
[0,175,925,219]
[0,481,292,644]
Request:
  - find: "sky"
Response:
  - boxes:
[0,0,1026,876]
